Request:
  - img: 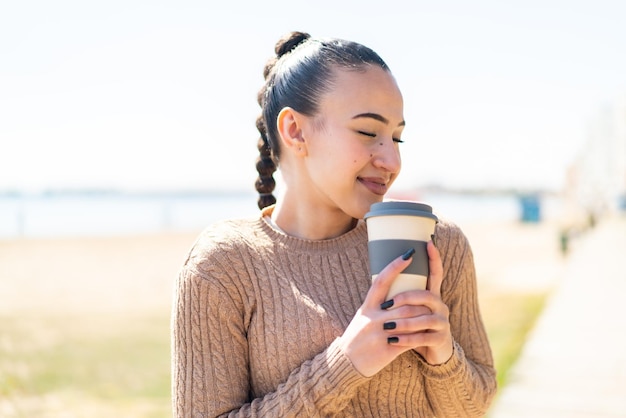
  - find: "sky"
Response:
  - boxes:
[1,0,625,194]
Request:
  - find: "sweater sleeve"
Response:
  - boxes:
[171,254,371,417]
[414,221,497,417]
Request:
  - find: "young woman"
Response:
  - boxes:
[171,31,496,417]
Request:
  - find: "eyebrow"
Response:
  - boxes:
[352,112,406,127]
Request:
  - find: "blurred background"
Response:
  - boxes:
[1,1,625,417]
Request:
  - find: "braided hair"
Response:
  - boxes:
[254,31,389,209]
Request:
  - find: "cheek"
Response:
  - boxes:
[350,152,371,166]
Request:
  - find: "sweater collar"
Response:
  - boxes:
[258,205,367,252]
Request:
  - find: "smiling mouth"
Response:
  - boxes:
[358,177,389,196]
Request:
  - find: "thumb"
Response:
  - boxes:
[366,248,415,307]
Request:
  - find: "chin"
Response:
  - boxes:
[352,197,384,220]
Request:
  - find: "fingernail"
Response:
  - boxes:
[387,336,399,344]
[431,234,437,247]
[383,321,396,330]
[380,299,394,310]
[401,248,415,260]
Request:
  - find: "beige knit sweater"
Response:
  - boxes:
[171,206,496,417]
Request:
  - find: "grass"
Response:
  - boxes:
[0,292,547,417]
[0,313,172,418]
[480,291,549,390]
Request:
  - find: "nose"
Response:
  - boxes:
[372,139,401,174]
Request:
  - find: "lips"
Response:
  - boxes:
[358,176,389,195]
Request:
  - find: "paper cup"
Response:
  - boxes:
[364,201,438,299]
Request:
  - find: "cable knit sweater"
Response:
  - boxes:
[171,206,496,417]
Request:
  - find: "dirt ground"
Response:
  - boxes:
[0,231,197,315]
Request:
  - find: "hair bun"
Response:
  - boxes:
[274,31,311,58]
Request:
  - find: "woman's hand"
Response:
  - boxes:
[339,248,420,377]
[339,241,453,377]
[395,241,453,365]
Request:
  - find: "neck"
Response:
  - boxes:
[271,200,358,240]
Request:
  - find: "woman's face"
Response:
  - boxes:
[299,65,405,219]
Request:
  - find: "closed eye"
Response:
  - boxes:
[358,130,404,144]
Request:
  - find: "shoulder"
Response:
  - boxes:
[435,218,470,252]
[172,220,262,336]
[434,218,476,282]
[182,217,269,279]
[434,219,479,304]
[195,217,263,250]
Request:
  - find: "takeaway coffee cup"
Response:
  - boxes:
[364,201,438,299]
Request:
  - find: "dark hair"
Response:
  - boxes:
[254,31,390,209]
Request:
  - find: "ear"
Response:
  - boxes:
[277,107,307,157]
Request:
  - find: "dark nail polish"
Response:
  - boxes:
[402,248,415,260]
[387,336,399,344]
[380,299,394,310]
[431,234,437,247]
[383,321,396,330]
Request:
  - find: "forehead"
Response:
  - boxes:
[322,66,404,123]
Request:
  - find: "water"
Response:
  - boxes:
[0,192,259,239]
[422,192,521,223]
[0,191,556,239]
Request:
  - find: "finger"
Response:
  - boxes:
[366,248,415,308]
[391,309,449,334]
[387,329,450,350]
[386,293,442,318]
[426,241,444,296]
[380,303,432,319]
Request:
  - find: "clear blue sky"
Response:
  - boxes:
[2,0,625,193]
